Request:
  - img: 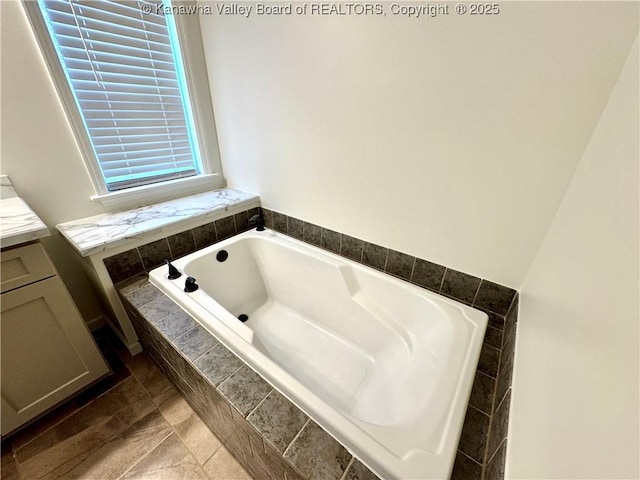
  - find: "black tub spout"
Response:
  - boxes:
[249,214,265,231]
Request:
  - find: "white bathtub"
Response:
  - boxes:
[149,229,487,479]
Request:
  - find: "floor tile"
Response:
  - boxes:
[121,432,208,479]
[1,446,18,480]
[158,393,222,465]
[16,385,171,480]
[14,377,146,465]
[125,352,177,406]
[203,446,251,480]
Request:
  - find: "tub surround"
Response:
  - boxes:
[117,274,516,480]
[103,206,260,284]
[0,176,50,248]
[118,275,381,480]
[148,230,488,479]
[56,188,258,257]
[98,203,518,480]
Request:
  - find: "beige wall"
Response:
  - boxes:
[508,37,639,478]
[199,2,638,288]
[1,1,108,323]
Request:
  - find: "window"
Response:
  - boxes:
[24,0,223,206]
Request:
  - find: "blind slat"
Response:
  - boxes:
[104,161,194,175]
[100,153,193,170]
[57,40,174,64]
[85,118,186,128]
[95,143,191,154]
[91,131,188,141]
[59,45,176,69]
[67,67,178,84]
[95,146,192,158]
[92,134,190,148]
[89,125,188,135]
[82,110,186,120]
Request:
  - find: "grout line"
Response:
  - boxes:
[382,248,389,272]
[467,404,491,420]
[483,410,496,467]
[216,364,245,390]
[476,369,495,381]
[282,418,310,458]
[131,351,222,470]
[189,228,198,251]
[482,334,506,466]
[190,341,219,364]
[245,388,273,419]
[166,236,175,260]
[438,268,447,293]
[212,218,219,243]
[408,256,417,281]
[485,436,508,467]
[471,279,482,306]
[494,386,511,414]
[457,448,483,466]
[231,213,238,235]
[247,388,274,420]
[116,431,173,480]
[338,456,356,480]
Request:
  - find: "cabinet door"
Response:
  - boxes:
[1,276,110,435]
[1,243,55,292]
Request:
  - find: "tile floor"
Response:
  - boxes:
[1,329,251,480]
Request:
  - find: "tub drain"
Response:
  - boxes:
[238,314,249,322]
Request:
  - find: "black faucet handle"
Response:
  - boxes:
[184,276,199,293]
[165,259,181,280]
[249,214,265,231]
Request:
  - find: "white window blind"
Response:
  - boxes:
[37,0,202,191]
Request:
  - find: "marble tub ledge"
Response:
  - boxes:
[56,188,259,257]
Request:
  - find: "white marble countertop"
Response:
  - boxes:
[56,188,260,257]
[0,176,51,249]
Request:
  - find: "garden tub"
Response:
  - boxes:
[149,228,487,479]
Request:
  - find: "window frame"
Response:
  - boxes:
[23,0,225,208]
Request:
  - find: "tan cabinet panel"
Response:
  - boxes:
[1,243,55,292]
[1,276,109,435]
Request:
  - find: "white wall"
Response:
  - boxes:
[199,2,638,287]
[507,37,639,479]
[1,1,108,322]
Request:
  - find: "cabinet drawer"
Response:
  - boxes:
[1,243,55,292]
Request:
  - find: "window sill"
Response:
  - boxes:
[91,173,223,209]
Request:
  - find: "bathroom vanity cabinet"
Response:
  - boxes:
[0,241,110,436]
